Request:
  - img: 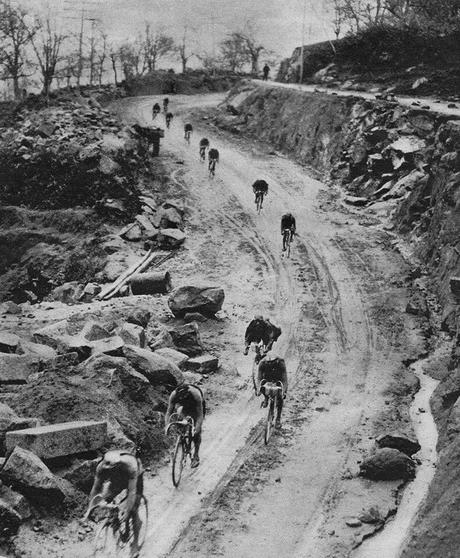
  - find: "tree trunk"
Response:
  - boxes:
[12,76,21,100]
[111,58,118,84]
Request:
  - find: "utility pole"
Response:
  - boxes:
[299,0,307,85]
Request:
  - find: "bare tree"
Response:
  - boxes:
[96,30,108,86]
[219,34,248,73]
[117,39,145,81]
[31,17,66,97]
[109,47,118,84]
[143,24,174,72]
[0,1,37,99]
[232,22,266,74]
[176,26,194,74]
[329,0,347,38]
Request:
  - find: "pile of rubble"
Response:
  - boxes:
[0,284,224,535]
[0,94,155,210]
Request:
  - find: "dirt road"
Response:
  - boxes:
[112,94,425,558]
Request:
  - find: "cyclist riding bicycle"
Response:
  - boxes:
[208,147,219,170]
[85,450,144,558]
[152,103,161,119]
[165,383,206,468]
[256,353,288,427]
[243,315,282,357]
[184,123,193,140]
[252,179,268,207]
[281,212,296,251]
[199,138,210,160]
[165,112,173,128]
[163,97,169,112]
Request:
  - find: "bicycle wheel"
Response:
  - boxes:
[93,519,118,557]
[264,397,274,445]
[115,496,149,556]
[256,193,262,214]
[172,436,185,487]
[287,237,291,258]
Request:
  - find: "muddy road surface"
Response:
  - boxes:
[104,93,425,558]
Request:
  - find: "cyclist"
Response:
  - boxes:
[243,315,282,357]
[199,137,210,161]
[165,383,206,468]
[208,147,219,173]
[163,97,169,112]
[281,212,296,251]
[165,112,173,128]
[152,102,161,119]
[256,353,288,427]
[252,179,268,208]
[85,450,144,558]
[184,123,193,141]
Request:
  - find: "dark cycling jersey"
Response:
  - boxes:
[200,138,210,147]
[184,123,193,132]
[253,179,268,193]
[153,103,161,113]
[281,213,296,232]
[208,148,219,161]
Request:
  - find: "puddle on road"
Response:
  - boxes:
[354,360,439,558]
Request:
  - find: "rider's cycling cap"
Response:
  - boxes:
[254,314,264,320]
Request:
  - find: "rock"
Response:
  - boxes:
[148,328,175,351]
[168,285,225,318]
[20,341,57,359]
[0,403,19,433]
[359,507,383,525]
[126,309,151,328]
[32,320,69,350]
[81,322,112,342]
[3,301,22,315]
[61,458,99,493]
[0,484,31,520]
[50,282,83,304]
[0,447,70,503]
[405,292,429,318]
[139,195,157,212]
[36,121,56,138]
[157,228,186,248]
[5,420,108,460]
[450,277,460,296]
[184,312,207,323]
[345,517,362,528]
[98,154,120,175]
[65,337,92,362]
[0,354,39,384]
[384,170,427,199]
[154,348,189,368]
[185,354,219,374]
[0,332,21,354]
[130,271,172,295]
[120,222,143,241]
[437,367,460,406]
[412,77,428,90]
[376,433,421,456]
[162,201,185,217]
[117,323,146,348]
[168,322,204,356]
[90,336,125,357]
[78,283,101,302]
[123,346,182,387]
[344,195,368,207]
[390,136,426,154]
[159,207,183,229]
[0,497,21,536]
[359,448,416,480]
[135,213,157,234]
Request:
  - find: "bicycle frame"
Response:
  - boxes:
[208,158,217,176]
[282,228,292,257]
[261,380,283,444]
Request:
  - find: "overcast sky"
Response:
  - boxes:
[24,0,333,59]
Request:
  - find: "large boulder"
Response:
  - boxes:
[126,309,151,328]
[0,332,21,354]
[0,447,71,503]
[376,433,421,456]
[168,285,225,318]
[0,354,40,384]
[168,323,204,357]
[0,497,21,536]
[5,420,108,460]
[154,347,189,368]
[185,354,219,374]
[61,458,99,493]
[359,448,416,480]
[123,346,182,387]
[117,323,146,347]
[0,484,31,520]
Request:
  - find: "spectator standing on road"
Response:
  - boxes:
[262,64,270,81]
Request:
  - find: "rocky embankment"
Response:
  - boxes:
[209,81,460,556]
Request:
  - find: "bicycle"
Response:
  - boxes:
[261,380,284,445]
[255,191,265,214]
[199,146,207,162]
[88,492,148,557]
[282,228,293,258]
[166,413,195,487]
[208,158,217,178]
[251,341,267,394]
